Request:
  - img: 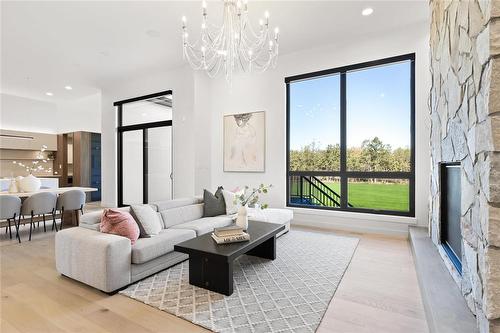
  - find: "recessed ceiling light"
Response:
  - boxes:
[46,92,53,96]
[362,7,373,16]
[65,86,73,90]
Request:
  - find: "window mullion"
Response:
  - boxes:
[340,72,347,209]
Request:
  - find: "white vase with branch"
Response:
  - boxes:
[234,184,272,230]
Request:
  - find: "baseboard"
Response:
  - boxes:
[291,212,412,236]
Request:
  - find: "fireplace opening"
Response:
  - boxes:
[440,162,462,274]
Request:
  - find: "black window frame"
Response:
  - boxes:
[115,90,173,207]
[285,53,415,217]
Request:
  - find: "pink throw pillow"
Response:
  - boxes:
[100,209,140,245]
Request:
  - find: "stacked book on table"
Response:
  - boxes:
[211,225,250,244]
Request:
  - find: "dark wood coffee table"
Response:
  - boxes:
[174,221,285,296]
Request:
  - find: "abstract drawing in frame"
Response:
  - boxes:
[223,111,265,172]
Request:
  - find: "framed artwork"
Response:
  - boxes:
[223,111,265,172]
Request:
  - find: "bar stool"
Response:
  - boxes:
[56,190,85,230]
[0,196,22,243]
[21,192,57,241]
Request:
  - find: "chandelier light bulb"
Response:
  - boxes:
[264,11,269,18]
[259,19,264,26]
[184,32,189,38]
[182,16,187,23]
[202,0,207,9]
[202,22,206,29]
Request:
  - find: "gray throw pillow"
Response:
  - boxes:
[203,187,226,217]
[130,204,163,237]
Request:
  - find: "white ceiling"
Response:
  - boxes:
[1,1,429,102]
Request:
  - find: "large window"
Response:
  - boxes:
[286,54,415,216]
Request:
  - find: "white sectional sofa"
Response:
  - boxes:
[55,197,292,293]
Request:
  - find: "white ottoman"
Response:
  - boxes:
[247,208,293,237]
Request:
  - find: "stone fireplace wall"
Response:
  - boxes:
[429,0,500,331]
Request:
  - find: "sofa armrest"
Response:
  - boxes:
[55,227,131,293]
[79,210,102,225]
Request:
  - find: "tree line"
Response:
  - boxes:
[290,137,410,173]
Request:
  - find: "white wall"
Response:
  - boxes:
[0,92,101,134]
[205,21,431,233]
[56,93,101,133]
[193,73,212,194]
[100,66,198,207]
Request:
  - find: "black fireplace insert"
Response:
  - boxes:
[440,162,462,274]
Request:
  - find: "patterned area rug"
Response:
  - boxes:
[120,230,359,333]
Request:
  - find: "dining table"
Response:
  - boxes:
[0,186,98,228]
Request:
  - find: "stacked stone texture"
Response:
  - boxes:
[429,0,500,331]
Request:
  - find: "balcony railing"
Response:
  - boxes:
[289,173,352,208]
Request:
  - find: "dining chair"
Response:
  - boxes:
[56,190,85,230]
[21,192,57,241]
[0,196,22,243]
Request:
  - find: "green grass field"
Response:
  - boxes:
[326,181,409,211]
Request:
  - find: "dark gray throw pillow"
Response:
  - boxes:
[203,186,226,217]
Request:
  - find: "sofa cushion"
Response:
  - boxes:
[100,209,140,245]
[131,228,196,264]
[222,189,240,215]
[151,197,203,212]
[171,216,233,236]
[160,204,204,229]
[130,204,162,237]
[203,187,226,217]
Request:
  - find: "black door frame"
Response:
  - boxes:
[285,53,416,217]
[115,90,173,207]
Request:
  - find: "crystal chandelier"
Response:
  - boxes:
[182,0,279,82]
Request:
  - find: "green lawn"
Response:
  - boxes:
[326,181,409,211]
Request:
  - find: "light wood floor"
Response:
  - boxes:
[1,222,428,333]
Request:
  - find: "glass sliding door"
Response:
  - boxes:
[116,91,173,207]
[147,126,172,202]
[122,130,143,205]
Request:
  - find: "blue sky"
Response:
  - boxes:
[289,61,411,150]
